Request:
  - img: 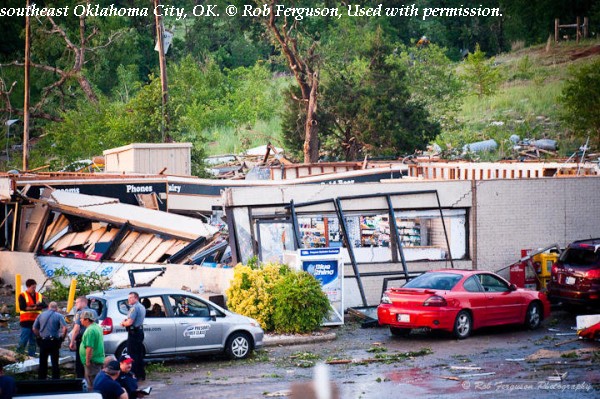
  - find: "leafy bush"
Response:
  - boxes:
[272,271,330,334]
[226,262,330,333]
[226,263,290,330]
[43,267,111,303]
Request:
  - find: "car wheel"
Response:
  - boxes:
[453,310,472,339]
[389,327,411,337]
[225,332,251,360]
[525,302,542,330]
[115,342,145,359]
[115,343,128,359]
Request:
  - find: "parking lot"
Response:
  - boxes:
[1,305,598,398]
[120,309,598,398]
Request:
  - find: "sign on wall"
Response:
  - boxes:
[298,248,344,326]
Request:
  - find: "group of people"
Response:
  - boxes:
[14,279,147,398]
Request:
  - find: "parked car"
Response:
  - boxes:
[548,238,600,308]
[87,288,264,360]
[377,269,551,339]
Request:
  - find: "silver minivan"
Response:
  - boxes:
[87,287,264,360]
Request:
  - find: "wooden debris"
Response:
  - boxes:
[554,337,581,347]
[547,371,568,382]
[450,366,482,371]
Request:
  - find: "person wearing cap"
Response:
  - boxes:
[32,301,67,380]
[80,310,105,391]
[117,355,138,399]
[17,278,47,356]
[119,292,146,381]
[93,360,127,399]
[69,296,98,379]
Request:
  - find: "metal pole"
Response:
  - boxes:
[386,195,409,280]
[435,191,454,269]
[289,200,302,249]
[23,0,31,171]
[334,198,367,307]
[154,0,169,142]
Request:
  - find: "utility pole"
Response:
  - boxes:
[154,0,169,142]
[23,0,31,170]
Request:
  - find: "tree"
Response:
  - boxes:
[560,58,600,147]
[265,0,321,163]
[462,43,502,98]
[318,29,440,160]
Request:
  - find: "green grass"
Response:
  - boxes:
[204,117,283,156]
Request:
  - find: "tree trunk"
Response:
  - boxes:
[303,71,319,163]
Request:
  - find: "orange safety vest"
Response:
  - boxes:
[19,291,43,323]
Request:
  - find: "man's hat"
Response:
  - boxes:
[119,354,134,364]
[80,310,96,321]
[105,360,120,372]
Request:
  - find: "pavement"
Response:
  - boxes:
[1,315,336,375]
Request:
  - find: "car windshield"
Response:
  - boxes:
[561,248,600,266]
[404,272,462,290]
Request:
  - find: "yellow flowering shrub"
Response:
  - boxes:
[226,262,290,330]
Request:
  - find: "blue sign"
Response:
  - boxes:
[303,260,339,286]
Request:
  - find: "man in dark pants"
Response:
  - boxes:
[17,279,46,356]
[120,292,146,380]
[32,301,67,379]
[69,296,98,379]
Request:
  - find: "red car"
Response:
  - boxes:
[377,269,551,339]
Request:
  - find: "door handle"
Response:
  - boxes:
[178,322,190,326]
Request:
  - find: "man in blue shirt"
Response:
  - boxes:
[32,301,67,380]
[120,292,146,380]
[117,355,138,399]
[0,363,16,399]
[93,360,127,399]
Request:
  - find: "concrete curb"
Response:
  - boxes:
[263,332,337,347]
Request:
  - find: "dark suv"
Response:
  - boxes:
[548,238,600,308]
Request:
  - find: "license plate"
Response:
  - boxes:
[565,276,576,285]
[397,314,410,323]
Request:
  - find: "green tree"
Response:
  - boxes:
[462,44,502,98]
[314,29,440,160]
[560,58,600,147]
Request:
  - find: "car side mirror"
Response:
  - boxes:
[509,284,517,291]
[209,309,217,320]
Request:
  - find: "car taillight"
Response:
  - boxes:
[423,295,447,307]
[551,263,559,275]
[380,293,391,304]
[101,317,113,335]
[585,269,600,279]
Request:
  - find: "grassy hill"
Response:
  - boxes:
[205,39,600,160]
[447,39,600,159]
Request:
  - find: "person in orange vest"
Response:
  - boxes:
[17,279,47,356]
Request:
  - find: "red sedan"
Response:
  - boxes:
[377,269,551,339]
